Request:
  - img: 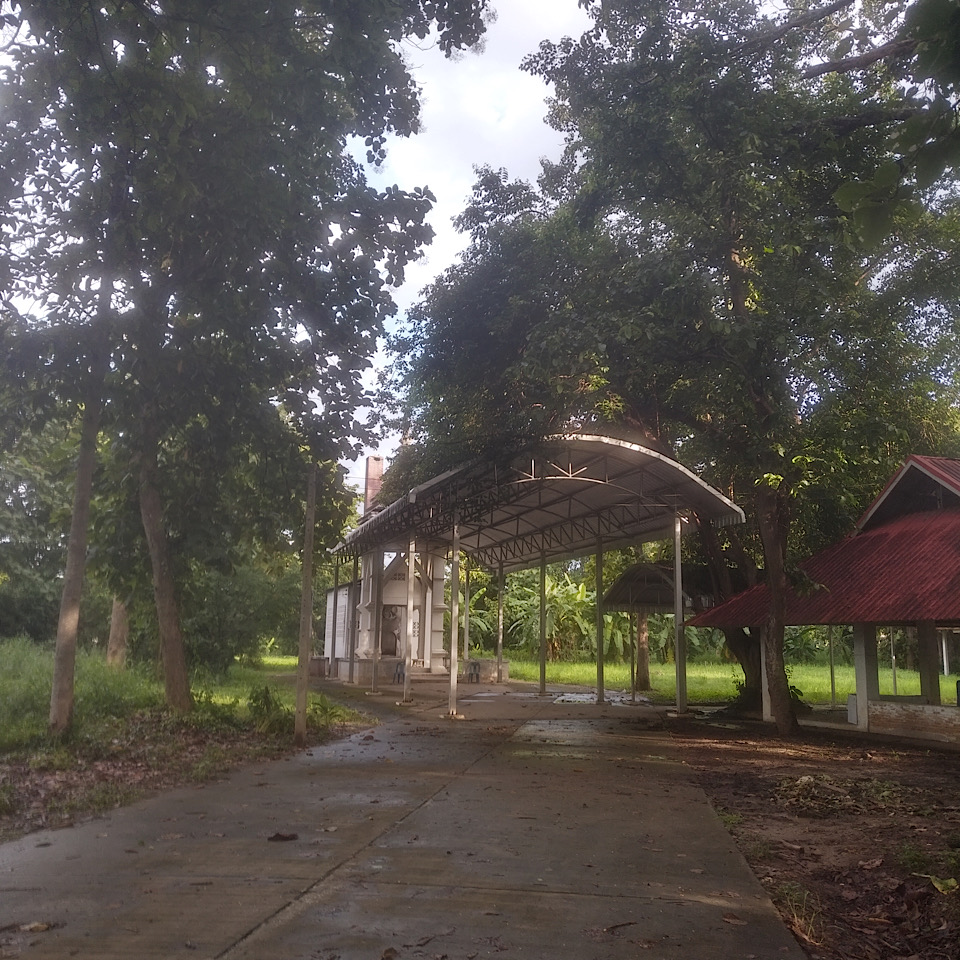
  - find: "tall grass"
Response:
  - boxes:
[0,637,165,752]
[0,642,347,756]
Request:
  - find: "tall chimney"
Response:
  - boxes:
[364,455,384,513]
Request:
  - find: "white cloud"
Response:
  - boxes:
[347,0,593,488]
[376,0,592,313]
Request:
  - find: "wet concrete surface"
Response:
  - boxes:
[1,680,806,959]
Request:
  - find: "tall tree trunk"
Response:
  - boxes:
[755,483,799,736]
[698,520,761,710]
[49,387,103,734]
[724,627,763,711]
[636,610,652,690]
[138,417,192,713]
[106,598,129,668]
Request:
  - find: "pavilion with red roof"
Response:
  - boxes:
[689,455,960,743]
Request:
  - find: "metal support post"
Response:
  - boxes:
[497,562,505,684]
[448,515,460,715]
[539,554,547,696]
[596,538,605,704]
[673,514,687,715]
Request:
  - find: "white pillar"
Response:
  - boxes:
[423,554,434,670]
[347,555,359,683]
[330,560,340,660]
[371,548,383,694]
[403,539,416,702]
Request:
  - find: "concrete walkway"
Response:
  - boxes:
[1,680,805,960]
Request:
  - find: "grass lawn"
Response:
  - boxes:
[506,656,960,706]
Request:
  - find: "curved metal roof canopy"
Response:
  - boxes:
[334,435,743,571]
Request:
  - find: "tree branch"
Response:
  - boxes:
[801,38,918,78]
[736,0,855,56]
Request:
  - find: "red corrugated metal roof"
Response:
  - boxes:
[688,508,960,627]
[858,455,960,531]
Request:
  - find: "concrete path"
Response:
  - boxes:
[1,681,805,960]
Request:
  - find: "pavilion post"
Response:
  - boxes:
[917,620,942,705]
[853,623,879,729]
[596,538,605,704]
[539,554,547,696]
[673,514,687,714]
[630,610,636,703]
[347,555,358,683]
[448,514,460,716]
[403,538,416,702]
[941,629,951,676]
[497,561,505,684]
[371,547,383,694]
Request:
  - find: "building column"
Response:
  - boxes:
[403,539,416,702]
[347,555,359,683]
[371,548,384,694]
[330,560,340,659]
[917,620,942,705]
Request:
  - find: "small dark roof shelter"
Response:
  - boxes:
[602,562,716,615]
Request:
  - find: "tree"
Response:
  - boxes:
[387,1,960,735]
[0,0,490,729]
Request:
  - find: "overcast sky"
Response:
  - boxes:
[345,0,593,488]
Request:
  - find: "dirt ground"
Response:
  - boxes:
[3,707,959,960]
[672,716,960,960]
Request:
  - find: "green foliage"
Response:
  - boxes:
[386,0,960,732]
[0,577,59,645]
[180,564,302,674]
[246,683,353,736]
[0,637,164,752]
[0,639,360,757]
[0,0,490,713]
